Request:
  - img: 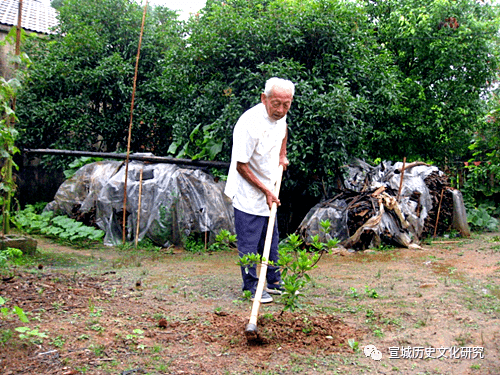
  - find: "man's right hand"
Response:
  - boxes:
[266,191,280,209]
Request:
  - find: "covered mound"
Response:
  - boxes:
[297,159,470,250]
[45,160,234,247]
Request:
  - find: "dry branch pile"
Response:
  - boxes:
[297,160,468,250]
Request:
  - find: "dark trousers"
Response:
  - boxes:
[234,207,281,294]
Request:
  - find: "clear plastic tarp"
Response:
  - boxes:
[45,160,235,247]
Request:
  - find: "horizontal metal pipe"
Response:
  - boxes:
[23,148,230,169]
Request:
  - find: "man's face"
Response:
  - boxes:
[261,87,293,122]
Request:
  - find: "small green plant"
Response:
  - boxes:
[0,296,29,323]
[15,327,48,344]
[208,229,237,252]
[126,329,144,341]
[51,335,66,348]
[0,329,13,344]
[12,205,105,245]
[238,220,338,313]
[349,287,360,299]
[467,205,499,232]
[301,317,313,334]
[89,343,106,356]
[126,328,145,346]
[365,286,379,299]
[348,338,360,352]
[0,247,23,270]
[184,233,205,252]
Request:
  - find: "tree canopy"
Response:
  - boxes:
[16,0,500,207]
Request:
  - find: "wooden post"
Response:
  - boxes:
[135,168,144,248]
[397,157,406,202]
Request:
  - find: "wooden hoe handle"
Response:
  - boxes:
[245,165,284,336]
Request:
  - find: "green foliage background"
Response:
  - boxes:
[14,0,500,229]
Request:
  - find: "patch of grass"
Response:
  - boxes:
[31,251,96,269]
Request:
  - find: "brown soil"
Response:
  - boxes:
[1,232,500,375]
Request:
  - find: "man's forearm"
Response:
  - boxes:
[236,162,271,196]
[236,161,279,208]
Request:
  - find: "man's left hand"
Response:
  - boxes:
[280,156,289,171]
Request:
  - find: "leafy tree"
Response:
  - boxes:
[363,0,500,163]
[50,0,64,9]
[15,0,500,233]
[462,88,500,214]
[17,0,184,169]
[159,0,402,199]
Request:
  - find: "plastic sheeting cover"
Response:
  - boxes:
[45,160,235,247]
[297,159,459,249]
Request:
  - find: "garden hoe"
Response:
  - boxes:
[245,165,284,342]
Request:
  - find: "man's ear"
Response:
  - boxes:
[260,93,267,104]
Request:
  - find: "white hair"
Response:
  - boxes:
[264,77,295,97]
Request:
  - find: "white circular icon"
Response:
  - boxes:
[364,344,383,361]
[371,349,383,361]
[364,344,377,357]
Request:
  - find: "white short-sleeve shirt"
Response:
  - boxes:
[224,103,287,217]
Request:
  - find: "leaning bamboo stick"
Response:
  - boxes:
[122,0,148,243]
[433,188,445,237]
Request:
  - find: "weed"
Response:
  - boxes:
[15,327,48,344]
[348,338,360,352]
[349,287,360,299]
[184,233,206,253]
[0,329,13,344]
[208,229,237,252]
[51,335,66,348]
[414,319,427,328]
[373,327,384,337]
[89,324,104,332]
[0,297,29,323]
[89,343,106,356]
[455,332,472,346]
[152,344,162,353]
[365,286,379,298]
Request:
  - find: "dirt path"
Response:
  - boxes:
[1,233,500,374]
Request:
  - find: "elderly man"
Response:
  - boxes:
[225,77,295,303]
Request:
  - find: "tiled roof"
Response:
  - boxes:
[0,0,58,34]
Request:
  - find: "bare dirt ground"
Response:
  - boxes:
[1,231,500,375]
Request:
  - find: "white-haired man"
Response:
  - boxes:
[225,77,295,303]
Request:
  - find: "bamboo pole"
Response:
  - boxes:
[122,0,148,244]
[433,188,445,237]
